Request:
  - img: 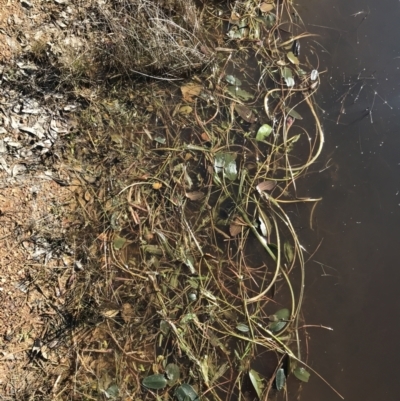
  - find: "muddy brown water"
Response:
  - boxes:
[281,0,400,399]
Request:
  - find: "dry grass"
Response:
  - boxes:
[94,0,211,78]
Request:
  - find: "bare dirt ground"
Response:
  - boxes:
[0,0,24,62]
[0,1,80,397]
[0,178,76,396]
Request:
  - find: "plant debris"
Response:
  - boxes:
[0,0,336,400]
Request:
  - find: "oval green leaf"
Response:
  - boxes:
[225,75,242,86]
[113,236,126,250]
[281,67,294,87]
[105,384,119,398]
[227,86,254,101]
[142,374,168,390]
[236,323,250,333]
[160,320,170,335]
[284,241,294,263]
[287,51,299,65]
[154,134,166,144]
[165,363,180,385]
[225,160,237,181]
[174,383,199,401]
[269,308,290,333]
[179,105,193,115]
[249,369,263,399]
[256,124,272,141]
[286,107,303,120]
[281,67,292,80]
[275,368,286,391]
[294,367,310,383]
[215,152,238,181]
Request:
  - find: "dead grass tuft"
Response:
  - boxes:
[94,0,211,78]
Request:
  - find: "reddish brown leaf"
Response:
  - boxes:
[234,103,257,123]
[256,180,277,192]
[229,223,242,237]
[201,132,210,142]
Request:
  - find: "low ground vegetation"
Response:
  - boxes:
[0,0,327,400]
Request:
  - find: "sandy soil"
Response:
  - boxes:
[0,1,79,396]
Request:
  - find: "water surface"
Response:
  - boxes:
[294,0,400,399]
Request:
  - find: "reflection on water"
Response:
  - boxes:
[292,0,400,399]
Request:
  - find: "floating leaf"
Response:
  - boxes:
[214,153,237,181]
[153,182,163,190]
[266,13,276,28]
[236,323,250,333]
[256,124,273,141]
[185,191,205,201]
[113,236,126,250]
[165,363,180,385]
[225,160,237,181]
[234,104,256,123]
[225,75,242,86]
[211,362,229,385]
[269,308,290,333]
[102,307,119,318]
[256,180,276,192]
[229,216,246,237]
[310,69,319,81]
[142,244,163,255]
[281,67,295,87]
[260,2,274,12]
[181,252,196,274]
[154,135,166,144]
[188,292,197,302]
[187,278,199,289]
[105,384,119,398]
[180,313,197,325]
[227,27,244,39]
[285,77,295,87]
[293,367,310,383]
[142,374,168,390]
[229,223,242,237]
[160,320,170,335]
[179,105,193,115]
[284,241,294,263]
[227,86,254,101]
[175,384,199,401]
[249,369,263,399]
[181,84,202,102]
[287,51,299,65]
[275,368,286,391]
[214,153,229,173]
[121,303,135,323]
[286,107,303,120]
[258,210,272,238]
[290,134,301,143]
[201,132,210,141]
